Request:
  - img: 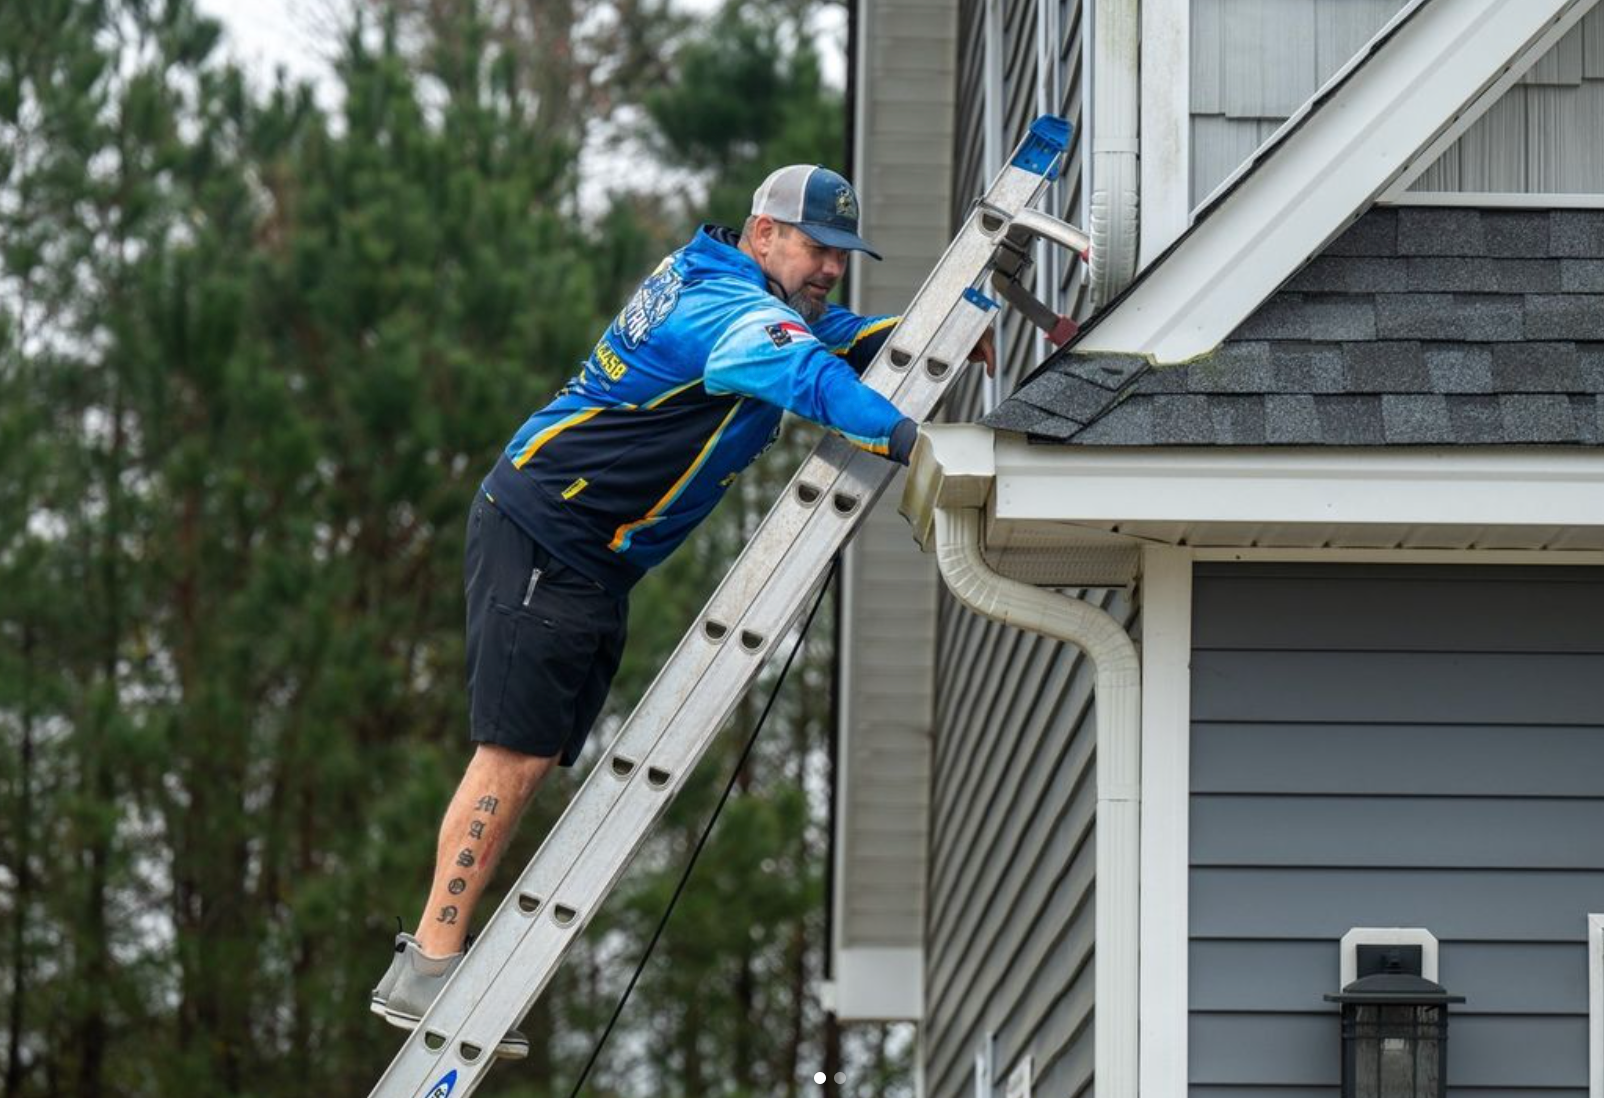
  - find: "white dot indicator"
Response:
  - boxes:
[814,1072,827,1085]
[834,1072,847,1084]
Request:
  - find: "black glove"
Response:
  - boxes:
[889,418,919,465]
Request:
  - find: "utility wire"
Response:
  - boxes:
[566,560,839,1098]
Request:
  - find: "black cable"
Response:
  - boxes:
[566,559,839,1098]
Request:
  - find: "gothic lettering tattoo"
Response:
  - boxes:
[475,795,499,814]
[468,820,485,841]
[456,849,475,868]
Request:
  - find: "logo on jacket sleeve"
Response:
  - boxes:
[616,266,682,351]
[764,320,815,348]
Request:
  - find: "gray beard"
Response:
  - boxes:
[786,288,826,324]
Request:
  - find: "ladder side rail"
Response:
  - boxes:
[370,116,1082,1098]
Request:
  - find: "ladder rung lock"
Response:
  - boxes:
[739,630,764,652]
[647,766,672,788]
[610,755,636,778]
[796,482,821,505]
[981,212,1005,235]
[553,904,578,926]
[926,358,951,379]
[832,492,859,516]
[517,893,542,915]
[459,1042,483,1063]
[888,348,913,369]
[423,1031,447,1052]
[704,620,729,642]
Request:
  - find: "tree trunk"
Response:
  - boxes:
[5,624,35,1098]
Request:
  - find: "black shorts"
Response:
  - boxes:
[464,495,628,766]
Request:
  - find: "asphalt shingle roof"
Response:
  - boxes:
[984,208,1604,447]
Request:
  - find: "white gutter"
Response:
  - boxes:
[931,505,1141,1098]
[1088,0,1140,309]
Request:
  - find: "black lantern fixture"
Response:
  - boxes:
[1324,944,1464,1098]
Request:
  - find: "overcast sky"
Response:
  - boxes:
[193,0,849,215]
[194,0,846,105]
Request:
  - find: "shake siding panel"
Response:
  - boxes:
[1188,564,1604,1092]
[926,586,1134,1097]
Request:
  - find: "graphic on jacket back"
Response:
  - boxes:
[616,264,681,351]
[483,224,902,595]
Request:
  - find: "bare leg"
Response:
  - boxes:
[415,744,559,957]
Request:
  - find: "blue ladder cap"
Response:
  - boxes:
[1011,115,1074,180]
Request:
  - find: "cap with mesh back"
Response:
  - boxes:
[750,165,882,261]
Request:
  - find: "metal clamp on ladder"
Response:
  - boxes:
[369,113,1091,1098]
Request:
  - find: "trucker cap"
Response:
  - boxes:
[750,165,882,260]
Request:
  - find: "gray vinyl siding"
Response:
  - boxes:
[924,585,1138,1098]
[1191,0,1411,205]
[1188,563,1604,1097]
[947,0,1087,425]
[1191,2,1604,205]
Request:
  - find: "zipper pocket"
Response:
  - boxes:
[521,566,544,607]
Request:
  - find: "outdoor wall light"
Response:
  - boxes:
[1324,944,1464,1098]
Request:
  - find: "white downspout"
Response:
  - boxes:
[1089,0,1141,308]
[932,506,1140,1097]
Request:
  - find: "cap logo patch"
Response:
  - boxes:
[834,185,858,221]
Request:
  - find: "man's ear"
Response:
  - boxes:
[749,215,778,259]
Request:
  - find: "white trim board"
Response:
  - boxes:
[1385,191,1604,208]
[1139,0,1189,267]
[1194,547,1604,566]
[1591,913,1604,1098]
[1076,0,1588,363]
[991,446,1604,529]
[1138,547,1192,1098]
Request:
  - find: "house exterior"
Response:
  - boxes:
[831,1,1604,1095]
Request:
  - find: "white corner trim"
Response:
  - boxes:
[1379,0,1600,202]
[1340,927,1441,988]
[1077,0,1586,363]
[1139,547,1193,1098]
[1139,0,1190,267]
[1590,913,1604,1098]
[833,946,924,1021]
[992,446,1604,529]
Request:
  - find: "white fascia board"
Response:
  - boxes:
[993,444,1604,529]
[1386,191,1604,209]
[1078,0,1588,363]
[832,947,923,1021]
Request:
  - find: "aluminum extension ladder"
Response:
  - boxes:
[370,114,1090,1098]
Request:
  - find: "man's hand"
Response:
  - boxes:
[967,325,997,377]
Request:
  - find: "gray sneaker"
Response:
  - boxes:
[372,933,530,1060]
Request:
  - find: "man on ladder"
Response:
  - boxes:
[369,164,996,1056]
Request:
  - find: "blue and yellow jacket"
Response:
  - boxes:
[482,224,907,594]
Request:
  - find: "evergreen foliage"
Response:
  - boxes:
[0,0,912,1094]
